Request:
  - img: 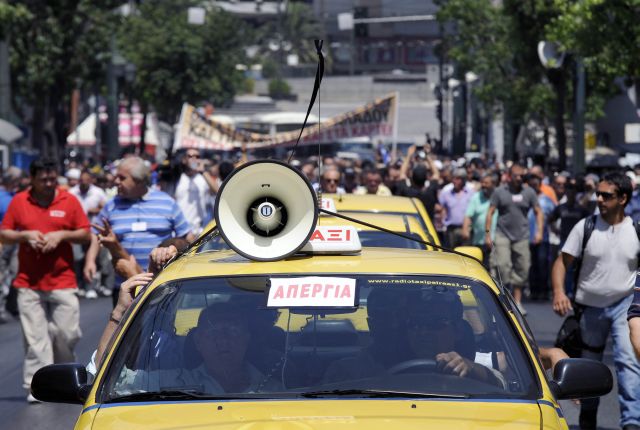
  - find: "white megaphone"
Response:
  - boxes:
[214,160,318,261]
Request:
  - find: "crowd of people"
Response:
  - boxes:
[3,145,640,428]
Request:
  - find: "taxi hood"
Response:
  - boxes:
[88,399,543,429]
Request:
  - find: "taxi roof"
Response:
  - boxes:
[319,212,426,236]
[324,193,423,214]
[153,247,498,293]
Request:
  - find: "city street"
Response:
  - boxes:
[0,297,620,429]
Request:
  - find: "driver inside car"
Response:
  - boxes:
[403,289,505,387]
[324,287,505,388]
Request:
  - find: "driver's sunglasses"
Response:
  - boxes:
[408,316,453,331]
[323,178,339,184]
[595,191,617,201]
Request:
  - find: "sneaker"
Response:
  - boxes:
[85,290,98,299]
[76,289,86,298]
[27,394,41,404]
[98,286,112,297]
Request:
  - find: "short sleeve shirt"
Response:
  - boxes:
[490,185,539,242]
[562,215,639,307]
[1,188,90,290]
[93,189,190,278]
[465,191,497,245]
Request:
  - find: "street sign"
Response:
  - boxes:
[625,123,640,143]
[337,12,354,31]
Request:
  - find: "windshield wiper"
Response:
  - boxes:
[299,389,470,399]
[106,390,262,403]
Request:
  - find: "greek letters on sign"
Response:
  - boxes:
[267,277,357,307]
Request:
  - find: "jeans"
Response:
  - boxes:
[579,294,640,427]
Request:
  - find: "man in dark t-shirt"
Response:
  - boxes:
[485,164,543,314]
[395,164,439,218]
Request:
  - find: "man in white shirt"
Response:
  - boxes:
[174,149,218,236]
[69,170,107,222]
[70,170,110,299]
[551,172,640,430]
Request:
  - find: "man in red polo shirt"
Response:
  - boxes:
[0,159,91,403]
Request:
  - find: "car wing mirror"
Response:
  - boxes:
[31,363,90,404]
[454,246,483,262]
[549,358,613,400]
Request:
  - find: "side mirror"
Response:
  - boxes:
[549,358,613,400]
[31,363,90,404]
[454,246,483,262]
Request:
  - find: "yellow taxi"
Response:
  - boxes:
[322,193,440,246]
[30,160,611,430]
[201,212,432,252]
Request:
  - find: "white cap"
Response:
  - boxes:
[66,168,81,180]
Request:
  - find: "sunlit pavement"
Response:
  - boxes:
[0,296,621,429]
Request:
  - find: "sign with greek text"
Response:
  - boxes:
[267,277,357,308]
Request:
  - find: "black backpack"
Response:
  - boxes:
[555,215,640,357]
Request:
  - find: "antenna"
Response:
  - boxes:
[287,40,325,163]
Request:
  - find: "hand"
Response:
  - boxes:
[484,232,493,250]
[436,351,473,378]
[533,231,543,245]
[41,231,64,253]
[461,228,470,241]
[148,245,178,273]
[553,292,573,316]
[83,260,97,283]
[407,145,417,158]
[23,230,44,251]
[113,272,153,319]
[92,218,118,249]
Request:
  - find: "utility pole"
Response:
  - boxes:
[437,22,444,154]
[573,58,585,175]
[0,39,12,121]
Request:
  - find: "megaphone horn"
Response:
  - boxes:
[214,160,318,261]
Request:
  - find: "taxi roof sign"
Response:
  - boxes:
[318,197,336,215]
[300,225,361,254]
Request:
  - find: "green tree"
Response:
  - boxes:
[119,1,248,122]
[3,0,118,155]
[547,0,640,113]
[438,0,571,167]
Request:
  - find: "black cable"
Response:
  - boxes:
[319,208,483,265]
[287,39,325,163]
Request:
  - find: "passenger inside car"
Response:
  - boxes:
[108,299,282,395]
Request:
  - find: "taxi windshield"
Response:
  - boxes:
[100,275,537,402]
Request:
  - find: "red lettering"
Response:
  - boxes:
[273,285,284,299]
[312,284,323,297]
[340,285,352,298]
[335,285,341,298]
[286,285,298,298]
[310,230,325,241]
[327,229,342,241]
[346,229,351,241]
[300,284,310,298]
[324,284,334,298]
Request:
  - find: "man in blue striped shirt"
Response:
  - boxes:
[84,157,192,305]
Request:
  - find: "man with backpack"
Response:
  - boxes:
[551,172,640,430]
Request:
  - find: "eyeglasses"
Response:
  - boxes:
[186,153,200,159]
[408,316,454,331]
[323,178,339,184]
[595,191,617,200]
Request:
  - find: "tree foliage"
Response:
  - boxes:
[118,1,248,121]
[547,0,640,111]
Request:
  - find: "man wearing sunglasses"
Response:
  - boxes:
[319,167,345,194]
[551,172,640,430]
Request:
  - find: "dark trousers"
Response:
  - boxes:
[528,242,550,300]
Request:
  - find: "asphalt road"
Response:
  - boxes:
[0,297,621,429]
